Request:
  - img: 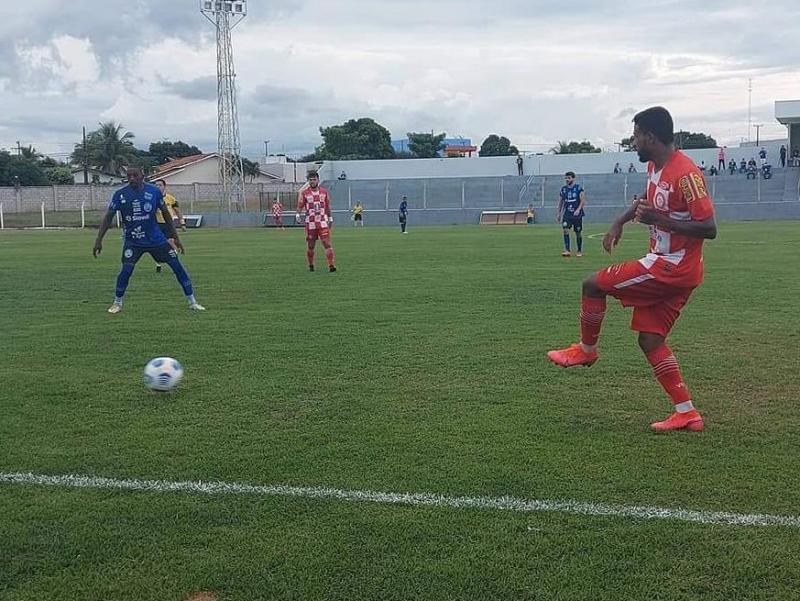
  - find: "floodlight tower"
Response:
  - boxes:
[200,0,247,213]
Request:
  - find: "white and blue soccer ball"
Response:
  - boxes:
[143,357,184,392]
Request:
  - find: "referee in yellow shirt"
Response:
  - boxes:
[352,201,364,227]
[154,179,186,273]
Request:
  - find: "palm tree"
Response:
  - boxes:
[550,141,570,154]
[90,121,136,175]
[20,145,41,160]
[241,158,261,182]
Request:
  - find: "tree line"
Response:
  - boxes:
[2,116,719,186]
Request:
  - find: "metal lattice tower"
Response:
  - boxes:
[201,0,247,213]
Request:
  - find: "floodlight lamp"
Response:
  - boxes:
[200,0,246,15]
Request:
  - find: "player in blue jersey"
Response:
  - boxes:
[92,167,205,314]
[556,171,587,257]
[399,196,409,233]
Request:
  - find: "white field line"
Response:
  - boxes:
[2,471,799,528]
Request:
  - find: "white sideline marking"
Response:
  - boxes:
[2,471,799,528]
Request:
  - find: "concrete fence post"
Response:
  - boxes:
[540,177,546,208]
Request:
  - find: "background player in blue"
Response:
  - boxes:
[92,167,205,314]
[399,196,409,234]
[556,171,587,257]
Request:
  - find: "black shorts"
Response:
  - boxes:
[122,244,176,265]
[354,213,363,221]
[562,215,583,232]
[399,213,407,224]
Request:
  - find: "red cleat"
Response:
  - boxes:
[650,410,704,432]
[546,343,598,368]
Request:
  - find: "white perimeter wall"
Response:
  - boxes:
[317,138,789,181]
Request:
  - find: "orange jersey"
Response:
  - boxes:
[640,151,714,287]
[298,186,331,230]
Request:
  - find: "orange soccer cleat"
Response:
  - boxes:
[650,410,704,432]
[546,343,598,368]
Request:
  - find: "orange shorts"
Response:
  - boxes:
[305,227,331,244]
[595,260,695,337]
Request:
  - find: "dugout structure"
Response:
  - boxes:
[479,210,532,225]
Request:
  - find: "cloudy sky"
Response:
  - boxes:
[1,0,798,160]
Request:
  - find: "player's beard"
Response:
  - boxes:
[636,147,651,163]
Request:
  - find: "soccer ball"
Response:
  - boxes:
[143,357,184,392]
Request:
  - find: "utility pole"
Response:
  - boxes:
[16,141,21,156]
[264,140,270,158]
[82,126,89,184]
[747,78,753,142]
[754,124,763,146]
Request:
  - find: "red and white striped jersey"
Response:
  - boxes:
[298,186,331,230]
[641,150,715,287]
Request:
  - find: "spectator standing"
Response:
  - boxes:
[717,147,726,171]
[517,154,524,176]
[758,147,767,166]
[780,145,787,168]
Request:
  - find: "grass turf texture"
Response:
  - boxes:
[1,223,799,600]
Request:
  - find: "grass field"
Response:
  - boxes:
[1,222,799,600]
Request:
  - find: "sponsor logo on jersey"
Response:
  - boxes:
[653,189,669,210]
[679,175,695,202]
[689,173,708,199]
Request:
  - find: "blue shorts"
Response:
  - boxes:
[122,244,176,265]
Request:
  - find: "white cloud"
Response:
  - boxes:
[1,0,798,157]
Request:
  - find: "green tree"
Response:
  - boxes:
[407,132,447,158]
[45,165,75,185]
[550,140,602,154]
[315,118,395,160]
[242,158,261,182]
[620,136,635,151]
[478,134,519,157]
[71,121,137,175]
[149,141,203,165]
[128,148,157,175]
[674,131,717,149]
[0,151,50,186]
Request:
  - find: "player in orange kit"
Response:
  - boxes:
[547,106,717,432]
[296,171,337,272]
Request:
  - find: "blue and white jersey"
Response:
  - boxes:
[399,200,408,214]
[108,183,168,248]
[560,183,584,218]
